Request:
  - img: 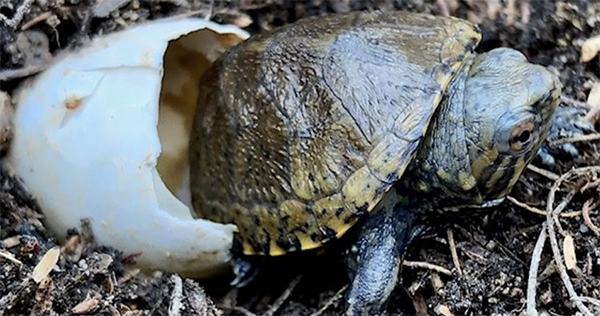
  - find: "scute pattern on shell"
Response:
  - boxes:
[189,11,481,255]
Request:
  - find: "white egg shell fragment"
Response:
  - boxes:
[8,18,249,278]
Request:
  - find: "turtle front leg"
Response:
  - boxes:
[343,198,419,316]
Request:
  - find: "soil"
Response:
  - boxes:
[1,0,600,315]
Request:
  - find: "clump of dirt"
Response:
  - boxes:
[1,1,600,315]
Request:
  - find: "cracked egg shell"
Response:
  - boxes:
[8,18,249,278]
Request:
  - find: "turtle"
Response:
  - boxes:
[189,10,563,315]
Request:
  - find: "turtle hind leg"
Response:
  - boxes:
[343,200,418,316]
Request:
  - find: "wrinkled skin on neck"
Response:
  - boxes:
[399,48,561,212]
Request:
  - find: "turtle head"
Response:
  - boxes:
[463,48,561,202]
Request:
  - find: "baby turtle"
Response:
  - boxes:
[190,11,562,315]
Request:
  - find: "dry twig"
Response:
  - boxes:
[581,178,600,193]
[546,166,600,316]
[263,275,302,316]
[403,260,452,276]
[574,296,600,307]
[224,306,258,316]
[436,0,450,16]
[446,228,462,276]
[520,0,531,24]
[507,196,582,218]
[507,196,546,216]
[561,95,589,108]
[527,164,560,181]
[549,133,600,147]
[309,285,348,316]
[0,250,22,265]
[581,199,600,236]
[526,223,546,316]
[505,0,516,26]
[585,82,600,124]
[20,11,53,30]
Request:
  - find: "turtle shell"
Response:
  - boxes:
[189,11,481,256]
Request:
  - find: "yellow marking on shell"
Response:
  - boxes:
[254,205,285,255]
[240,193,361,256]
[367,134,414,183]
[233,203,289,256]
[434,63,458,88]
[391,97,435,139]
[290,161,340,201]
[444,20,482,54]
[471,148,499,180]
[291,168,316,201]
[458,171,477,191]
[433,18,480,99]
[278,199,322,252]
[225,203,267,256]
[269,241,285,256]
[242,241,255,254]
[420,92,444,137]
[312,193,349,238]
[240,160,393,256]
[295,234,321,251]
[440,40,468,63]
[432,92,443,111]
[342,166,387,214]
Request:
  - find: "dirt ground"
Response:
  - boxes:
[1,0,600,315]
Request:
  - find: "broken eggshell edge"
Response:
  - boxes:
[8,18,249,278]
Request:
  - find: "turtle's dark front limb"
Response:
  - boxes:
[343,200,419,316]
[537,105,596,165]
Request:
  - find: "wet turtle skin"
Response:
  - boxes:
[189,11,561,315]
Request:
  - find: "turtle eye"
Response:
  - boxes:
[509,121,535,152]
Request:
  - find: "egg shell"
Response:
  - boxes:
[9,18,249,278]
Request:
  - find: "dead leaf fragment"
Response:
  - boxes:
[563,234,577,270]
[587,82,600,109]
[2,235,21,248]
[581,35,600,62]
[436,304,455,316]
[585,82,600,124]
[32,247,60,283]
[88,253,114,274]
[71,296,100,314]
[233,13,252,28]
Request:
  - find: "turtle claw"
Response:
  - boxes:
[230,256,259,288]
[537,105,596,166]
